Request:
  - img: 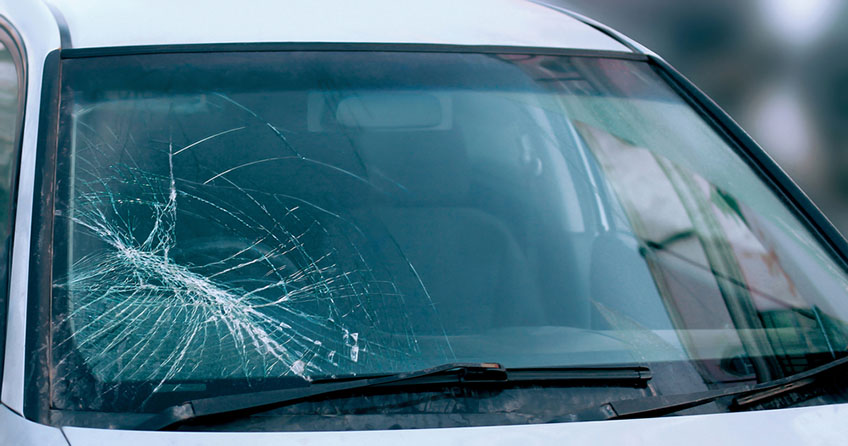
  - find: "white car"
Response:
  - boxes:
[3,0,848,444]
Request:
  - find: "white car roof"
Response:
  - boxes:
[42,0,631,52]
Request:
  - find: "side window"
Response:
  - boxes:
[0,29,25,385]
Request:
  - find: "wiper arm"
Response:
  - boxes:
[139,362,652,431]
[579,355,848,421]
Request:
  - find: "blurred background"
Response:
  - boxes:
[551,0,848,234]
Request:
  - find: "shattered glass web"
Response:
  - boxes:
[51,94,454,409]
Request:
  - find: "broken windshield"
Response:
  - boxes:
[40,51,848,424]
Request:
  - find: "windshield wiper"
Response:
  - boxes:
[577,355,848,421]
[138,362,652,431]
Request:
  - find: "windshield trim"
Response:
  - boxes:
[22,49,60,424]
[58,42,648,60]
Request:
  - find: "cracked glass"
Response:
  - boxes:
[44,51,848,422]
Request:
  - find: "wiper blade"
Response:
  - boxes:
[579,355,848,421]
[139,362,652,431]
[312,364,652,387]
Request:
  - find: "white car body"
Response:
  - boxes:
[2,1,847,444]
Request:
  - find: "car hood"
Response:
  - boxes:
[61,403,848,446]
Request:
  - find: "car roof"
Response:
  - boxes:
[42,0,631,52]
